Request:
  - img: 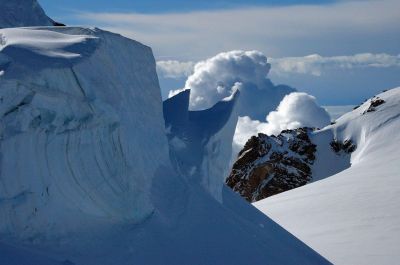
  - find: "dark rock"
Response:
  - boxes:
[363,98,385,114]
[52,21,66,27]
[330,139,356,154]
[226,127,317,202]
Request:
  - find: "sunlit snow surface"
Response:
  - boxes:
[0,28,98,61]
[255,87,400,265]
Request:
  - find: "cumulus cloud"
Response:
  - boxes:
[169,50,272,111]
[264,92,331,135]
[233,92,331,155]
[232,116,265,157]
[270,53,400,76]
[157,60,195,79]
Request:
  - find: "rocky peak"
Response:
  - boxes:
[226,127,317,202]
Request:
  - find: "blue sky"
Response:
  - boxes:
[40,0,336,16]
[39,0,400,105]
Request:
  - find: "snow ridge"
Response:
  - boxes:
[255,87,400,265]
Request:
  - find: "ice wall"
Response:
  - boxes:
[0,27,171,238]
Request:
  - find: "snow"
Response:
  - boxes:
[0,26,170,233]
[163,89,240,201]
[0,28,98,62]
[0,25,329,264]
[0,0,55,29]
[254,87,400,265]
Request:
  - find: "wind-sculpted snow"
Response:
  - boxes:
[0,28,99,68]
[0,27,171,237]
[164,89,240,201]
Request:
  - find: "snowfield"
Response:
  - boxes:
[255,87,400,265]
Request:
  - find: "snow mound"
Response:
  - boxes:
[0,0,58,29]
[255,87,400,265]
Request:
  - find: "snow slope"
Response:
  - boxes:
[0,26,330,264]
[255,87,400,264]
[0,0,57,28]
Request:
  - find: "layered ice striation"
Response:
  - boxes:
[0,27,171,237]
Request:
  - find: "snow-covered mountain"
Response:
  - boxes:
[254,87,400,264]
[0,1,330,264]
[0,0,64,28]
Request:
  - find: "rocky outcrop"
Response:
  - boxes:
[330,139,357,154]
[363,97,385,114]
[226,127,317,202]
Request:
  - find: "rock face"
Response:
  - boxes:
[0,0,64,29]
[226,127,317,202]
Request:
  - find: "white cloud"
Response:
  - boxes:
[232,116,265,157]
[264,92,331,135]
[169,50,272,111]
[270,53,400,76]
[157,60,195,79]
[233,92,331,155]
[75,0,400,60]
